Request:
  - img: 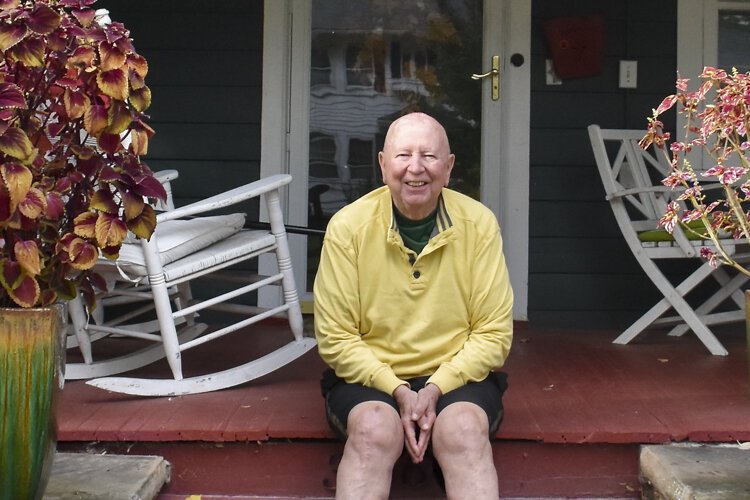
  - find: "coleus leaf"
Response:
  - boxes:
[90,188,118,214]
[63,88,87,119]
[134,174,167,201]
[126,204,156,239]
[94,212,127,247]
[73,211,97,239]
[10,36,46,67]
[68,45,96,68]
[18,186,46,219]
[0,82,28,110]
[97,67,128,100]
[66,238,98,270]
[99,40,126,72]
[83,103,108,135]
[0,127,33,160]
[97,132,121,154]
[0,259,40,308]
[122,190,144,220]
[27,4,62,35]
[0,162,32,212]
[0,22,28,52]
[130,85,151,113]
[45,191,64,220]
[71,8,96,27]
[14,239,40,276]
[129,128,149,155]
[106,100,132,135]
[0,1,21,12]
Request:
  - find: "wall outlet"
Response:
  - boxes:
[619,60,637,88]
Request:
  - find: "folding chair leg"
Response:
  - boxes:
[668,270,748,337]
[614,260,728,355]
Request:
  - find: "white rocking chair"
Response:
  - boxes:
[66,173,316,395]
[587,125,749,355]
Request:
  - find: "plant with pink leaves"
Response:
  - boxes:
[643,66,750,277]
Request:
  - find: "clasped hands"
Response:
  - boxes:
[393,383,442,463]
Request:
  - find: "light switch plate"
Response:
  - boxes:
[619,60,637,88]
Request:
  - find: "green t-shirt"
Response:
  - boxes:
[394,207,437,255]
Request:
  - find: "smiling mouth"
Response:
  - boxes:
[406,181,426,187]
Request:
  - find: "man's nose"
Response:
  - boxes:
[407,155,426,172]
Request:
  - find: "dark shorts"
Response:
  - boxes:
[320,369,508,441]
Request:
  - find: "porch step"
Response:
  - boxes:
[44,452,170,499]
[57,440,641,498]
[639,444,750,499]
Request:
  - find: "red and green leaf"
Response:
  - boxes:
[97,68,129,100]
[0,259,40,307]
[0,22,28,52]
[127,204,156,239]
[18,186,46,219]
[0,127,33,161]
[73,211,98,239]
[14,240,40,276]
[27,4,62,35]
[95,212,128,248]
[90,188,118,214]
[1,162,32,212]
[0,82,27,110]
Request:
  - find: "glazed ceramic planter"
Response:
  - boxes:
[0,305,65,500]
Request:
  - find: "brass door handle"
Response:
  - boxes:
[471,55,500,101]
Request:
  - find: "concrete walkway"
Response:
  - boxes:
[43,452,170,500]
[640,444,750,499]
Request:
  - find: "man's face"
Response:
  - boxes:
[378,114,455,221]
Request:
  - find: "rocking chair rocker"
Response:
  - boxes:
[66,173,316,395]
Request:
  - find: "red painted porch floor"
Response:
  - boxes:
[58,319,750,499]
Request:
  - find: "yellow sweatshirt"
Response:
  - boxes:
[313,186,513,396]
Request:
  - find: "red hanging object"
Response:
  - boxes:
[543,15,605,80]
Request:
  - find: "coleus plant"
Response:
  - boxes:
[642,66,750,277]
[0,0,166,308]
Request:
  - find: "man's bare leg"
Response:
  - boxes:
[432,402,499,500]
[336,401,404,500]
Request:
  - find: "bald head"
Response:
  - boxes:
[378,112,455,220]
[383,112,452,156]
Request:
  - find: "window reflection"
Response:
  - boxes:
[719,10,750,73]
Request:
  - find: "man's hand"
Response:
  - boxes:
[393,383,442,463]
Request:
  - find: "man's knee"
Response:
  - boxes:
[433,403,490,455]
[347,401,403,455]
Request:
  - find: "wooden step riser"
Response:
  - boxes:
[58,440,640,499]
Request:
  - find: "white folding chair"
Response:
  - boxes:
[66,173,316,395]
[587,125,749,355]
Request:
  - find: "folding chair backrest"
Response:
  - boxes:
[587,124,698,257]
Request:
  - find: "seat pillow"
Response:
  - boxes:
[114,213,247,275]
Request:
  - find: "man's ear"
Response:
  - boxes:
[378,151,387,183]
[445,153,456,186]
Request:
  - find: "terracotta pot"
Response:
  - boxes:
[0,305,65,500]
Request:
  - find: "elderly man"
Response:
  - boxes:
[314,112,513,499]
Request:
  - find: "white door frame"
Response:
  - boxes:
[260,0,530,320]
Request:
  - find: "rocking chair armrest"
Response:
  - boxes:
[153,169,179,183]
[157,174,293,223]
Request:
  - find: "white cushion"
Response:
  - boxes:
[114,213,247,275]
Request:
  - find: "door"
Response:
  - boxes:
[261,0,530,319]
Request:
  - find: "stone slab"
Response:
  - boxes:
[640,444,750,500]
[43,452,170,500]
